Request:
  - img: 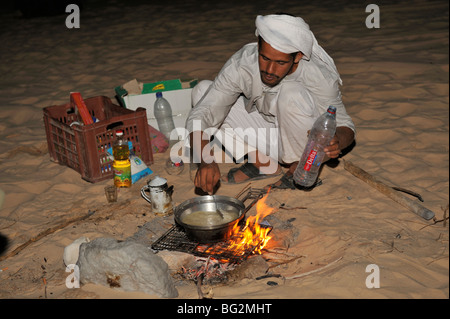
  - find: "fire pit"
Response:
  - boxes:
[151,188,273,264]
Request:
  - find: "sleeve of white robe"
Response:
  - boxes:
[300,59,356,133]
[186,43,260,135]
[186,58,242,135]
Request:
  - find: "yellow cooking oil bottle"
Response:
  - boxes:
[112,129,131,188]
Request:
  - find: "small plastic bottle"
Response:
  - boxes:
[165,157,184,175]
[293,106,337,187]
[154,92,175,139]
[112,129,131,188]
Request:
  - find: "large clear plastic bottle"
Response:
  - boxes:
[154,92,175,139]
[112,129,131,188]
[293,106,337,187]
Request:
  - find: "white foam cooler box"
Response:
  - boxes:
[115,78,197,130]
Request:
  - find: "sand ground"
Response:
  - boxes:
[0,0,448,299]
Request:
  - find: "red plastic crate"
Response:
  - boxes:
[43,95,153,183]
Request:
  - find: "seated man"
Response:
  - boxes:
[186,13,355,194]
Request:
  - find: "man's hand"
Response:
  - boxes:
[190,130,221,194]
[194,162,221,195]
[324,135,341,159]
[324,126,355,159]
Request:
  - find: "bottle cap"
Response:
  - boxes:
[172,157,183,166]
[327,106,336,114]
[156,92,163,98]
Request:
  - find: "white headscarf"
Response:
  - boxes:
[255,14,342,85]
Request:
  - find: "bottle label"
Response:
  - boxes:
[113,160,131,187]
[303,149,318,171]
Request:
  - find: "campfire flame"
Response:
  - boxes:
[227,191,274,255]
[193,189,275,264]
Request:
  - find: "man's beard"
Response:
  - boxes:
[260,71,281,87]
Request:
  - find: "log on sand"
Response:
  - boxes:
[344,160,435,220]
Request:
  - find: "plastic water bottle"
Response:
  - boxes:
[293,106,337,187]
[112,129,131,188]
[154,92,175,139]
[165,157,185,175]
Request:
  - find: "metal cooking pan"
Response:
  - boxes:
[174,195,246,243]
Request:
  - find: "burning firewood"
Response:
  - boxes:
[177,256,236,284]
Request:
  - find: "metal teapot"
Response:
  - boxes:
[140,176,174,216]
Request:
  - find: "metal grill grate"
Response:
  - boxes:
[151,224,198,253]
[151,223,272,264]
[151,188,271,264]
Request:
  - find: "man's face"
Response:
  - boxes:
[258,39,302,87]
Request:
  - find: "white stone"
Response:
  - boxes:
[77,238,178,298]
[63,236,90,266]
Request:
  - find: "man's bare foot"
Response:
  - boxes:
[221,162,283,184]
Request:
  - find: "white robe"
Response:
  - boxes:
[186,43,355,165]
